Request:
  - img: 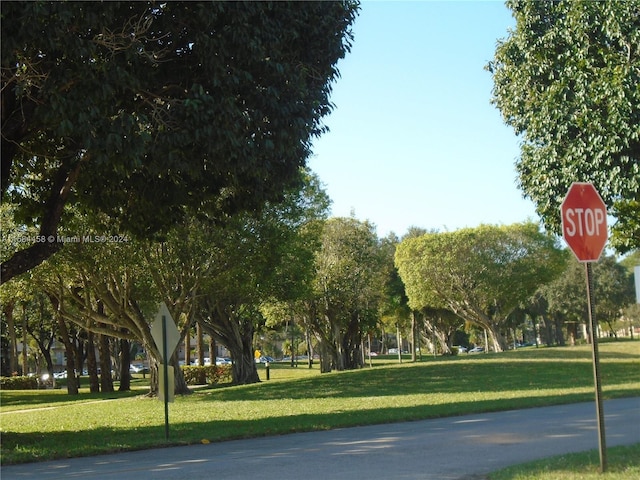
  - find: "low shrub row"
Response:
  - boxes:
[181,365,232,385]
[0,376,39,390]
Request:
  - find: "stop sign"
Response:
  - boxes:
[561,182,608,262]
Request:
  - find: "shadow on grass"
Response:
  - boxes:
[204,357,640,402]
[0,389,142,409]
[3,389,629,465]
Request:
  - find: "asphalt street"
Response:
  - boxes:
[2,397,639,480]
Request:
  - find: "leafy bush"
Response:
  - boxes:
[0,376,39,390]
[181,365,232,385]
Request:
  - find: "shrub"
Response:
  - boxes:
[0,376,39,390]
[181,365,232,385]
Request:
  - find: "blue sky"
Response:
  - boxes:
[308,1,540,238]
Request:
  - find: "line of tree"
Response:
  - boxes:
[2,1,639,399]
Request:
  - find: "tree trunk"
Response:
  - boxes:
[57,318,78,395]
[171,354,191,394]
[4,301,18,374]
[118,338,131,391]
[228,318,260,384]
[21,304,28,375]
[99,334,115,392]
[87,331,100,393]
[411,311,417,362]
[196,322,204,366]
[317,337,332,373]
[208,334,216,364]
[184,330,191,366]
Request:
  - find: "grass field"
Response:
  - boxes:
[1,339,639,467]
[489,443,640,480]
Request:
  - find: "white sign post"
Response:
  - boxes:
[150,302,181,440]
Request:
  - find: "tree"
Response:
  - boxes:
[545,255,635,342]
[487,0,640,253]
[310,217,384,371]
[395,223,566,352]
[196,170,330,384]
[1,1,358,283]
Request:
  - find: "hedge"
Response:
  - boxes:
[181,365,232,385]
[0,376,39,390]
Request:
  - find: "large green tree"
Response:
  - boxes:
[195,171,330,384]
[310,217,384,371]
[395,223,566,352]
[1,1,358,283]
[487,0,640,253]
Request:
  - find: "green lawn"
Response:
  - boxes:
[489,443,640,480]
[1,340,639,466]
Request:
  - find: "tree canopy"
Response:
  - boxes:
[487,0,640,253]
[1,1,358,282]
[395,223,566,352]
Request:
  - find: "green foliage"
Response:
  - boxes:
[543,255,635,328]
[181,365,232,386]
[395,223,566,351]
[488,0,640,253]
[310,217,385,369]
[0,376,39,390]
[1,1,358,281]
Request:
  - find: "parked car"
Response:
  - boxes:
[388,348,399,354]
[215,357,232,365]
[469,346,484,354]
[129,364,148,373]
[455,346,468,354]
[256,356,274,364]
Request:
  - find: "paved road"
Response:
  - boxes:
[2,397,639,480]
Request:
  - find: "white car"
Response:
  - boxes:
[215,357,232,365]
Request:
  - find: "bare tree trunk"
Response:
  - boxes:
[118,338,130,391]
[87,331,100,393]
[318,337,332,373]
[208,334,216,364]
[171,354,191,394]
[411,311,417,362]
[99,334,115,392]
[57,318,78,395]
[21,304,28,375]
[196,322,204,366]
[4,301,18,374]
[184,329,191,366]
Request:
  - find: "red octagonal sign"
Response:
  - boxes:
[561,182,608,262]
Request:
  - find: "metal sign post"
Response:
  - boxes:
[561,182,608,473]
[162,315,170,441]
[150,303,180,442]
[585,262,607,472]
